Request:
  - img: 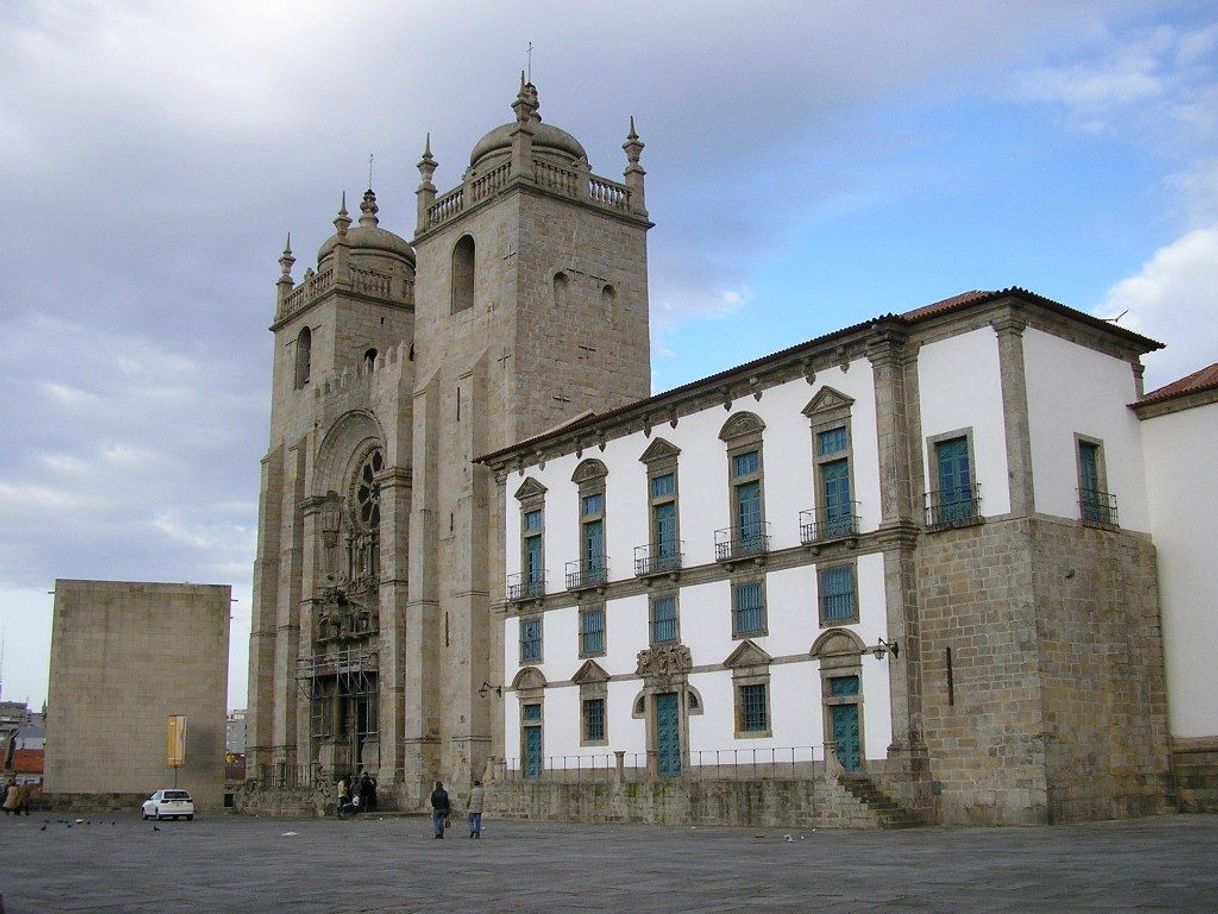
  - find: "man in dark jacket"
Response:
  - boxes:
[430,780,450,839]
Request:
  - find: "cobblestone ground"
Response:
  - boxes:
[1,812,1216,913]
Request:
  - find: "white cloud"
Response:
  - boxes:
[1099,226,1218,389]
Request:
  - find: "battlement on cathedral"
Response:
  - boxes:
[313,340,412,401]
[277,265,414,326]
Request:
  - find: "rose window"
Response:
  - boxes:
[356,449,383,528]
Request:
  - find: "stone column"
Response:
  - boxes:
[992,314,1035,517]
[375,466,411,796]
[866,327,915,527]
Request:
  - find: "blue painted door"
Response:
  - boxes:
[524,726,542,779]
[735,480,762,550]
[831,704,861,772]
[822,459,852,536]
[654,502,677,564]
[936,437,973,522]
[655,692,681,777]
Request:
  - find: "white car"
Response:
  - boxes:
[142,789,195,821]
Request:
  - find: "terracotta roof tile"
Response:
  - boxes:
[1138,362,1218,406]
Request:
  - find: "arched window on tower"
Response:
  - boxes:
[601,283,616,321]
[451,235,475,313]
[553,272,570,310]
[295,326,312,389]
[364,348,378,371]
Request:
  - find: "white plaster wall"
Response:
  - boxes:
[1023,328,1149,530]
[1141,401,1218,738]
[918,328,1010,516]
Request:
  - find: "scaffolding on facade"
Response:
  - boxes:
[295,647,380,698]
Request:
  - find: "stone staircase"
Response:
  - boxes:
[836,773,922,829]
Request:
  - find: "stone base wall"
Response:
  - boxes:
[1172,743,1218,812]
[915,517,1172,825]
[1030,520,1172,823]
[232,785,327,818]
[31,792,148,814]
[483,768,917,829]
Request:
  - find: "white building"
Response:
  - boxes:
[478,288,1210,827]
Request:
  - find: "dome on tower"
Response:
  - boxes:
[469,120,587,170]
[317,189,415,267]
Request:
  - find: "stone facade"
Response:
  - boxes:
[246,80,651,809]
[45,580,230,810]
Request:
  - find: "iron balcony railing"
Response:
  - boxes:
[799,504,861,544]
[714,523,771,562]
[1079,488,1119,526]
[565,557,610,590]
[507,571,545,602]
[491,746,821,784]
[634,542,684,576]
[925,485,981,529]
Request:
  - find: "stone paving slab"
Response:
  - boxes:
[1,812,1216,913]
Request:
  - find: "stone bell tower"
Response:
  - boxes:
[398,77,653,800]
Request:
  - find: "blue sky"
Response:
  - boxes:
[1,1,1216,711]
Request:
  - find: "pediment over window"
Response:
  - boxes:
[511,666,547,690]
[514,477,548,501]
[571,658,610,684]
[718,411,766,442]
[724,639,773,669]
[810,627,866,658]
[802,386,855,418]
[639,437,681,464]
[571,458,608,485]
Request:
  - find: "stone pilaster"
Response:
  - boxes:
[992,313,1035,517]
[246,448,284,780]
[295,495,327,773]
[374,465,411,793]
[404,379,442,805]
[866,326,915,527]
[271,440,305,770]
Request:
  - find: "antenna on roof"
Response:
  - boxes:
[1103,309,1129,323]
[368,153,374,191]
[526,41,534,83]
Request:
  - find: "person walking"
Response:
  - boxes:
[2,782,16,815]
[467,780,485,838]
[430,780,450,839]
[359,773,374,812]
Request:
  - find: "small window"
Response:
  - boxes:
[580,606,605,657]
[818,565,857,625]
[739,683,768,732]
[650,595,678,644]
[364,348,378,370]
[524,510,542,531]
[520,617,542,663]
[582,493,603,517]
[522,702,542,721]
[582,698,606,742]
[553,272,569,309]
[733,580,766,636]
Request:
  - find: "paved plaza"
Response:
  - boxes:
[1,812,1216,913]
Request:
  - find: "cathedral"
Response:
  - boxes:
[246,78,653,807]
[247,80,1217,825]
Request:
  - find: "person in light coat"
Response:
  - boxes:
[467,780,485,838]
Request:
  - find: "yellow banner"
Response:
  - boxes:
[167,714,186,768]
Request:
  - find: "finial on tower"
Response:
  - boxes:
[513,71,540,124]
[416,133,438,232]
[278,232,296,281]
[359,188,379,227]
[623,117,647,214]
[334,192,352,236]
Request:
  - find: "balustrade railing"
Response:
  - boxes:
[470,161,511,203]
[565,557,610,591]
[427,186,464,228]
[715,523,771,562]
[492,746,821,784]
[348,266,392,298]
[588,175,631,210]
[507,572,545,602]
[533,159,579,195]
[925,485,982,529]
[634,542,684,576]
[799,505,861,544]
[1079,488,1119,526]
